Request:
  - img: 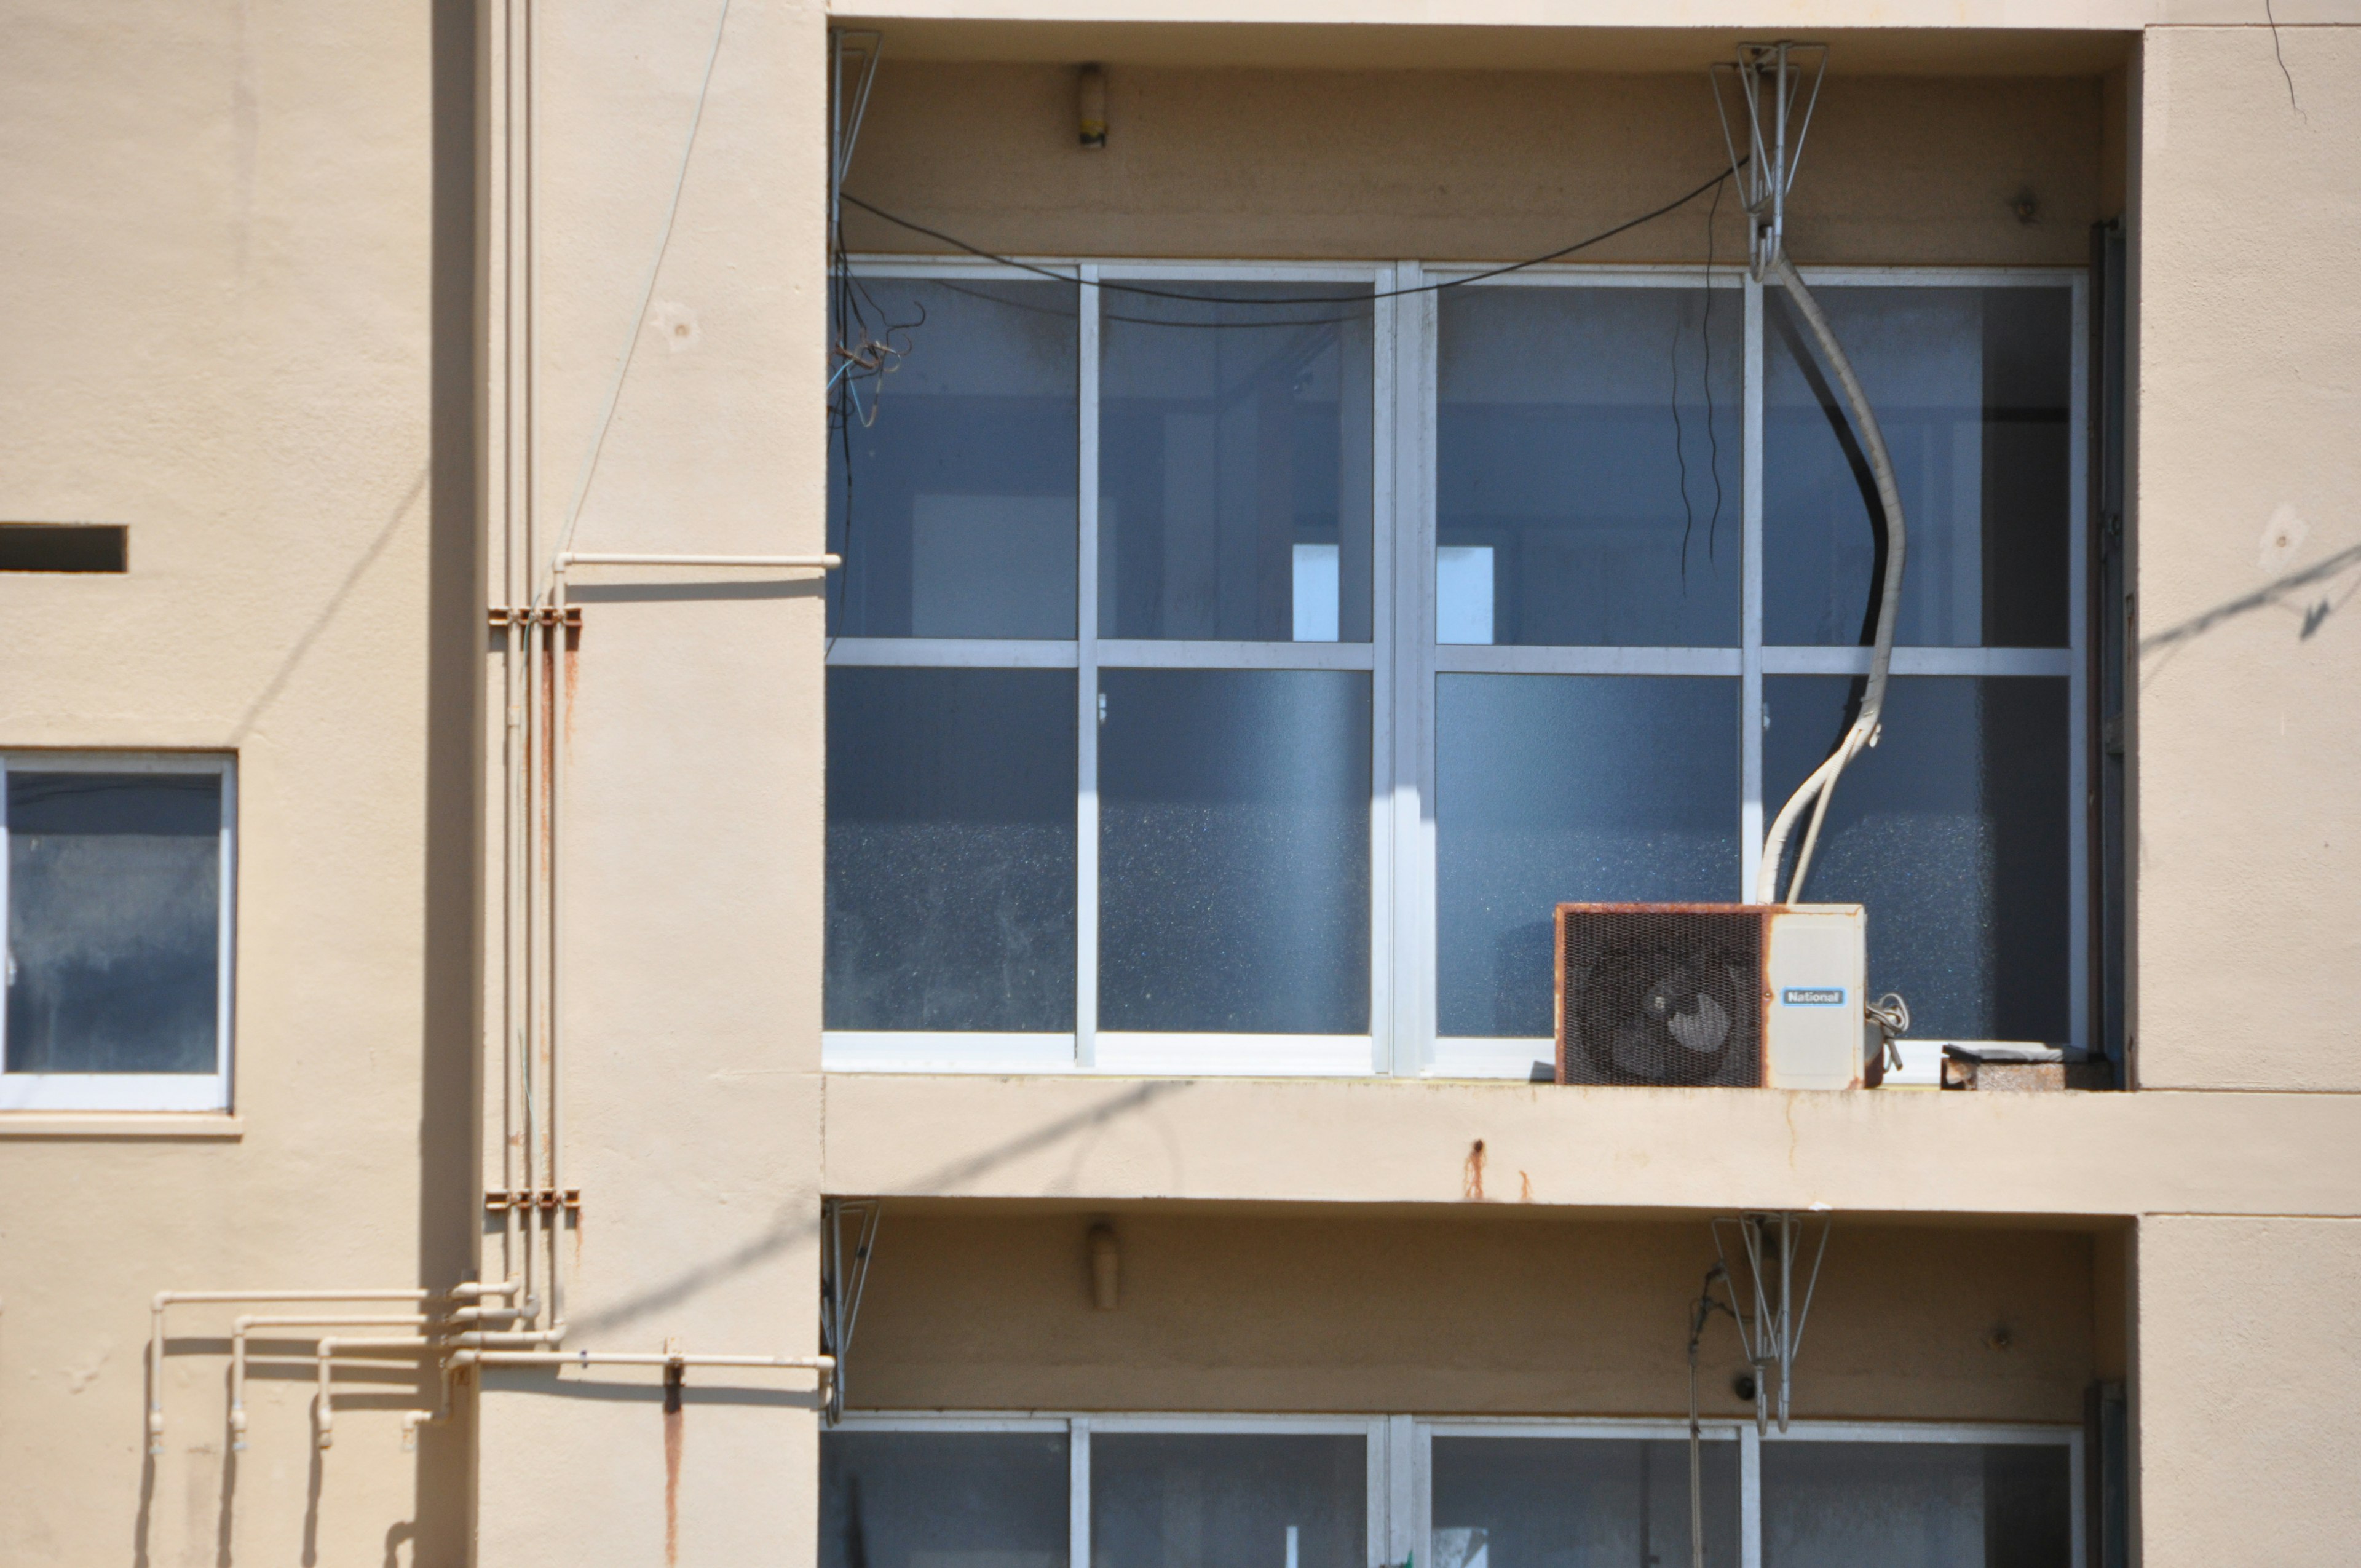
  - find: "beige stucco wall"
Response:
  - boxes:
[2135,1215,2361,1566]
[842,60,2111,264]
[0,1,477,1563]
[853,1206,2105,1423]
[2132,23,2361,1092]
[471,0,834,1564]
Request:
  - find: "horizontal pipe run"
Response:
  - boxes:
[229,1315,432,1449]
[314,1337,437,1451]
[446,1326,568,1349]
[448,1278,524,1301]
[459,1351,833,1369]
[555,552,842,570]
[148,1289,440,1452]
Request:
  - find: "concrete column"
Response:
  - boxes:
[476,1,829,1562]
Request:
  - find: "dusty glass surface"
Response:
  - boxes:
[826,668,1077,1031]
[1438,285,1741,647]
[5,770,221,1074]
[1764,676,2069,1042]
[1099,670,1370,1034]
[828,277,1079,639]
[1431,1436,1740,1568]
[1100,284,1375,642]
[1436,676,1739,1037]
[1760,1442,2070,1568]
[1764,286,2072,648]
[1092,1433,1366,1568]
[821,1431,1070,1568]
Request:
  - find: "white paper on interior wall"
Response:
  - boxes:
[1432,1527,1489,1568]
[1436,545,1496,644]
[911,494,1077,638]
[1292,542,1340,641]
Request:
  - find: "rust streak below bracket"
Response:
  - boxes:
[487,605,583,630]
[484,1187,582,1213]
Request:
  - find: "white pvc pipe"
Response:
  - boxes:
[1754,251,1908,904]
[229,1313,431,1449]
[148,1289,433,1454]
[555,551,840,569]
[314,1336,437,1450]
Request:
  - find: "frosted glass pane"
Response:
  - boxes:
[826,668,1077,1031]
[5,771,222,1074]
[828,278,1078,639]
[1099,670,1370,1034]
[1764,287,2071,648]
[1760,1442,2070,1568]
[1438,285,1741,647]
[1764,677,2069,1042]
[1437,676,1739,1038]
[821,1431,1070,1568]
[1101,284,1374,642]
[1431,1436,1740,1568]
[1092,1433,1366,1568]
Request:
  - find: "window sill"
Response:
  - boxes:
[0,1112,243,1140]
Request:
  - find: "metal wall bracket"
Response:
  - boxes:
[484,1187,582,1214]
[820,1197,880,1425]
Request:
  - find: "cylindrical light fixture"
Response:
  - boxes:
[1078,65,1107,149]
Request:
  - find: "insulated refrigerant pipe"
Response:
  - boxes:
[1753,250,1908,905]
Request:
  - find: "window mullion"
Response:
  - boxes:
[1391,264,1436,1072]
[1741,274,1766,900]
[1076,263,1101,1069]
[1069,1417,1091,1568]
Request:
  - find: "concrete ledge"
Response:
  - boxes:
[0,1112,243,1141]
[820,1075,2359,1218]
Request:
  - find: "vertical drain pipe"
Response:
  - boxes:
[547,563,569,1342]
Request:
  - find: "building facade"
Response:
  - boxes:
[1,3,2357,1564]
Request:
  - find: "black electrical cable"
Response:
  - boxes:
[1701,172,1726,563]
[836,160,1743,309]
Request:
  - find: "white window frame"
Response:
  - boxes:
[828,1411,2084,1568]
[823,257,2087,1080]
[0,751,236,1112]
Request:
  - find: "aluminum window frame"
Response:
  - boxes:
[827,1411,2082,1568]
[0,750,237,1112]
[823,256,2089,1077]
[825,255,1397,1075]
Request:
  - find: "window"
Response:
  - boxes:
[823,1417,2079,1568]
[1,754,235,1111]
[826,260,2085,1077]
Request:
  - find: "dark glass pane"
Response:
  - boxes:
[1093,1433,1365,1568]
[1101,285,1375,642]
[826,668,1077,1031]
[1760,1441,2070,1568]
[1764,287,2071,647]
[6,771,221,1074]
[1431,1436,1740,1568]
[828,279,1078,639]
[1764,677,2070,1042]
[1439,286,1741,646]
[821,1431,1070,1568]
[1099,670,1369,1034]
[1437,676,1739,1037]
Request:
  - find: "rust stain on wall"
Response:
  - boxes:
[663,1363,684,1567]
[1462,1139,1486,1202]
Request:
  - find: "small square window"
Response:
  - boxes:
[1,755,234,1111]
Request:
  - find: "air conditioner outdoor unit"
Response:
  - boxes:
[1554,903,1869,1090]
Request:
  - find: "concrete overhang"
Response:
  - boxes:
[821,1074,2361,1219]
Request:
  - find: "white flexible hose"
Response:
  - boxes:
[1754,251,1908,903]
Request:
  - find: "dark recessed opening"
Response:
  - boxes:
[0,524,129,573]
